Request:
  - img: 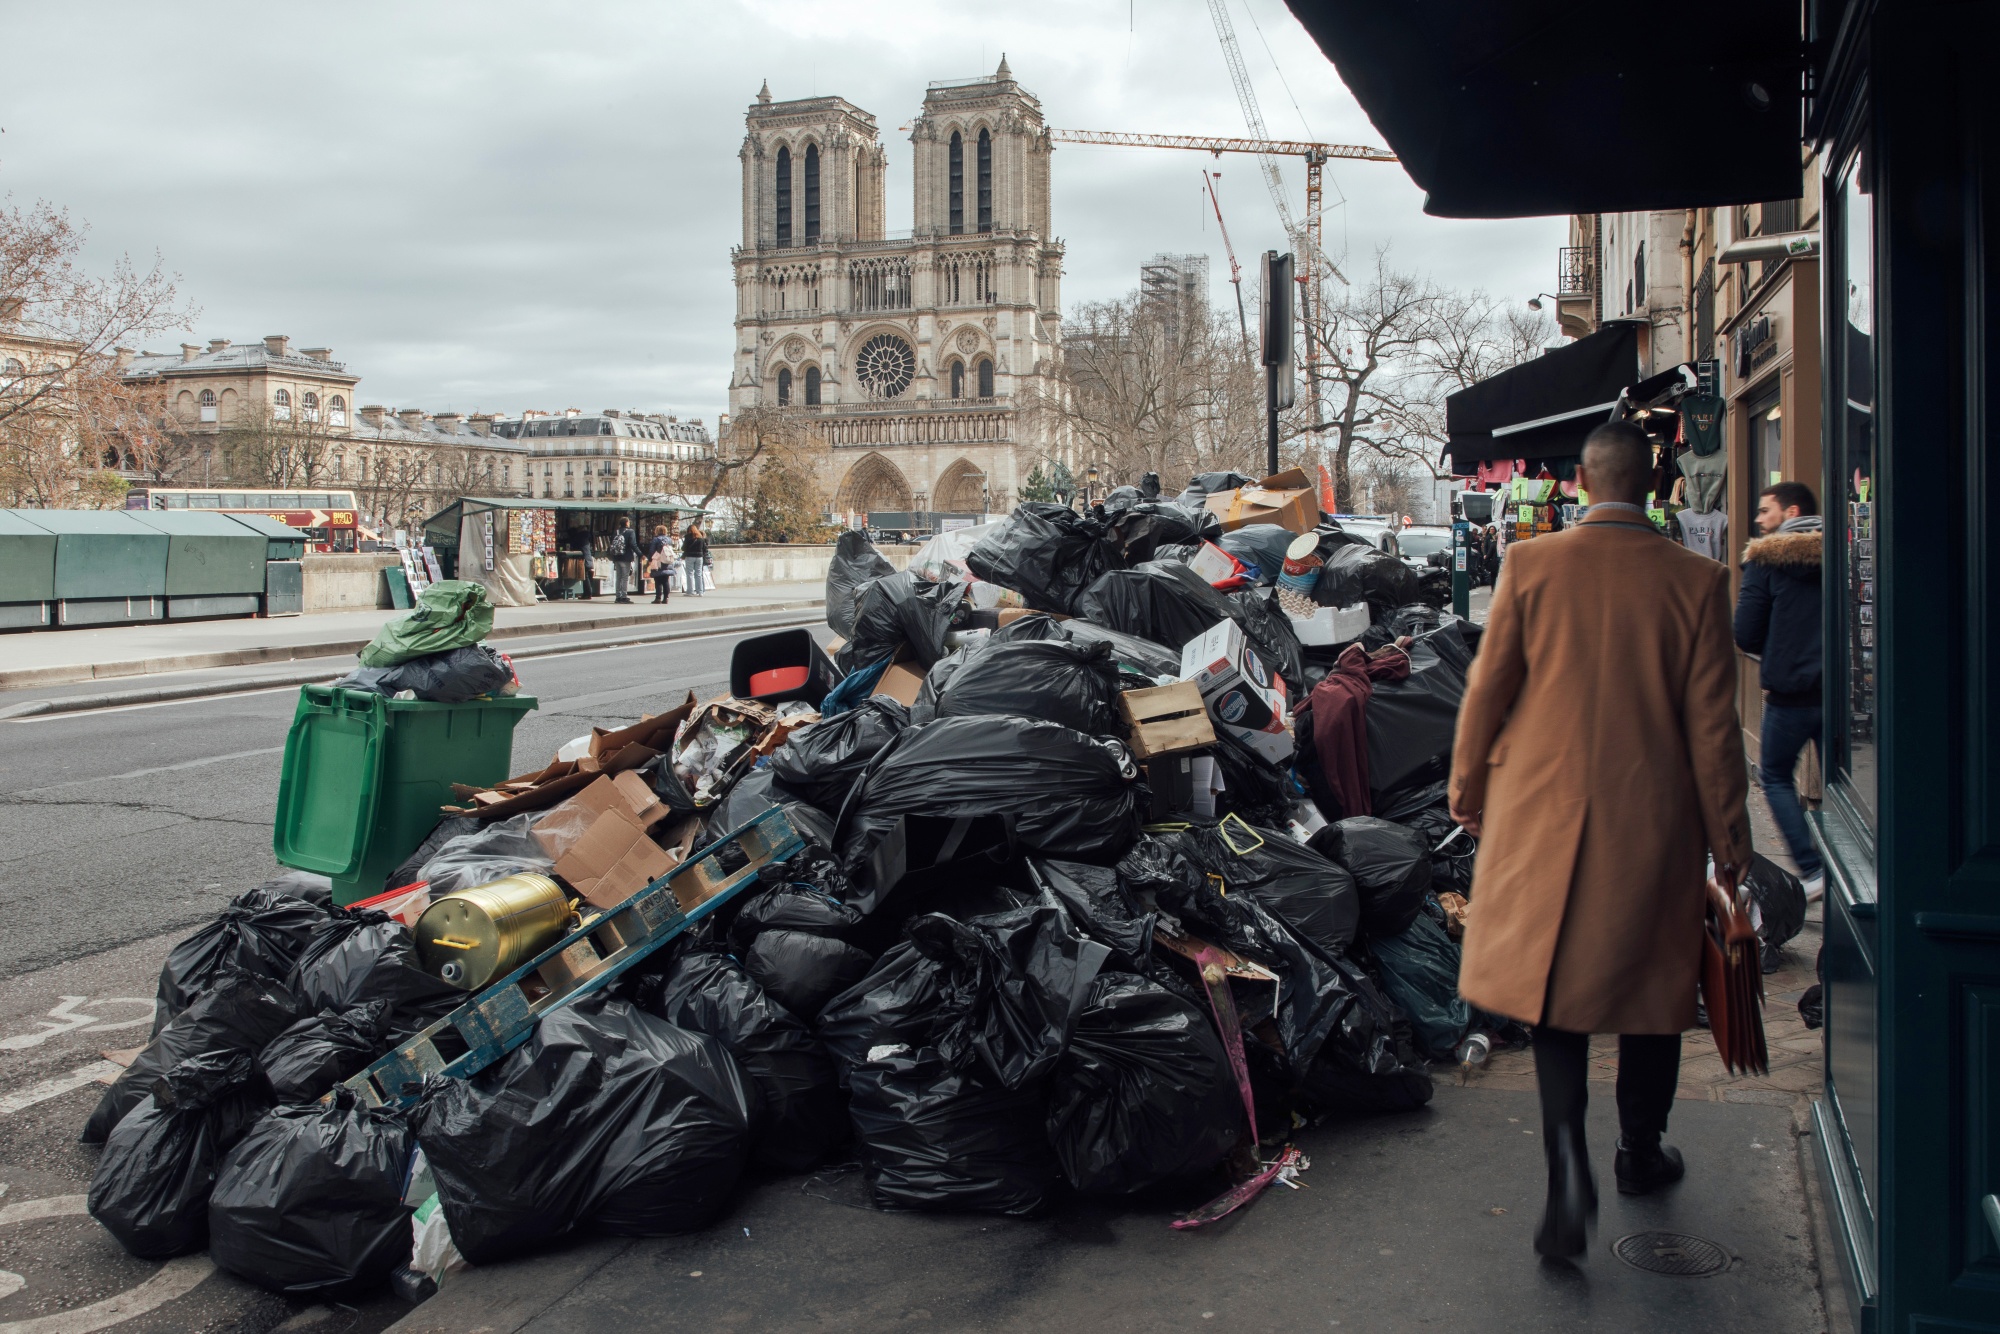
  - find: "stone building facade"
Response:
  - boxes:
[729,58,1066,520]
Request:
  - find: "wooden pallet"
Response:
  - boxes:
[342,805,805,1107]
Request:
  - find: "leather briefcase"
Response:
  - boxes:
[1701,875,1770,1075]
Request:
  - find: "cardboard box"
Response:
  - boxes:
[532,771,671,859]
[871,648,927,706]
[1204,467,1319,534]
[1178,620,1293,763]
[1187,541,1247,585]
[553,805,675,910]
[445,692,696,820]
[1286,601,1371,647]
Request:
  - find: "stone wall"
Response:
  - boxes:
[302,553,400,613]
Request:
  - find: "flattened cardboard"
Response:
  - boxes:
[532,771,671,860]
[1204,467,1319,534]
[445,691,696,820]
[554,805,675,910]
[871,648,926,706]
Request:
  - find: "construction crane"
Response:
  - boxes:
[1047,126,1397,430]
[1202,170,1252,355]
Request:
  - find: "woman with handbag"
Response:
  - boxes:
[645,525,674,604]
[1448,422,1754,1260]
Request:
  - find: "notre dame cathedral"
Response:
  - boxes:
[729,57,1065,519]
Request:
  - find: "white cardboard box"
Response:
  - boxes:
[1178,620,1293,763]
[1286,601,1371,646]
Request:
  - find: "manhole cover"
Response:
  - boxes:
[1612,1231,1733,1276]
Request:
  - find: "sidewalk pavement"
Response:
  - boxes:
[0,581,827,693]
[390,1082,1823,1334]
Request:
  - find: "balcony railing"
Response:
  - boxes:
[1557,246,1593,298]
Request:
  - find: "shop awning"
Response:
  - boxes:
[1444,324,1638,469]
[1282,1,1803,218]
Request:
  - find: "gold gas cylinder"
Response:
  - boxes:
[415,874,572,991]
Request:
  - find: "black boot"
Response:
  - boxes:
[1535,1123,1598,1259]
[1615,1138,1686,1195]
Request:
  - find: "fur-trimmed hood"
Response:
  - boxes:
[1742,530,1823,570]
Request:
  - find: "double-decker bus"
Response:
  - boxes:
[124,487,363,552]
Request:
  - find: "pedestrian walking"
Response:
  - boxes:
[1734,481,1825,900]
[1448,421,1751,1259]
[608,518,639,603]
[680,523,710,597]
[1480,525,1499,586]
[645,525,674,604]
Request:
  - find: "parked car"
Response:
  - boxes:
[1395,525,1454,572]
[1329,515,1402,560]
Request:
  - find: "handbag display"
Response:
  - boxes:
[1700,874,1770,1074]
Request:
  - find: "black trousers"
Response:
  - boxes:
[1533,1028,1681,1148]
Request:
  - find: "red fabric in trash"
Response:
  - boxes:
[1307,643,1411,820]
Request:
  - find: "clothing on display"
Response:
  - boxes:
[1681,395,1725,457]
[1677,449,1728,514]
[1676,508,1728,561]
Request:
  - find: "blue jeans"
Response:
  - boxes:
[1758,702,1823,878]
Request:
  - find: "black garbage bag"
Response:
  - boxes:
[331,644,514,703]
[1317,542,1422,614]
[258,1000,399,1103]
[820,907,1106,1216]
[1046,619,1183,680]
[153,884,328,1036]
[913,639,1124,737]
[1217,524,1297,584]
[1105,501,1219,564]
[1228,585,1308,695]
[826,529,896,639]
[1075,560,1235,650]
[767,698,911,811]
[1366,914,1472,1061]
[838,571,969,673]
[88,1050,272,1260]
[1030,858,1156,971]
[414,996,759,1263]
[1415,567,1453,608]
[636,950,844,1172]
[1311,817,1431,939]
[415,814,554,895]
[1365,622,1473,808]
[1047,972,1241,1195]
[251,870,336,910]
[702,768,836,853]
[1207,727,1294,828]
[1174,471,1254,507]
[1148,833,1430,1114]
[1375,783,1474,897]
[834,716,1143,912]
[84,967,299,1145]
[290,909,466,1040]
[965,502,1119,615]
[1177,821,1359,955]
[745,929,875,1022]
[385,815,483,890]
[1385,603,1444,640]
[1746,853,1807,952]
[728,880,864,948]
[208,1088,413,1296]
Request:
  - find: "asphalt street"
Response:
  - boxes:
[0,620,812,1334]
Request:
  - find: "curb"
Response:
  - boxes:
[0,608,827,721]
[0,598,826,693]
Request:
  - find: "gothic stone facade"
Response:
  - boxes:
[729,59,1064,518]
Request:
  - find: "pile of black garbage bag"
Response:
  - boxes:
[83,483,1505,1296]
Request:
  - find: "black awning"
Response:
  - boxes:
[1445,324,1638,468]
[1283,1,1803,218]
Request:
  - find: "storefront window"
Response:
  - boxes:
[1753,396,1783,489]
[1831,151,1876,826]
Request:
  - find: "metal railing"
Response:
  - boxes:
[1558,246,1593,298]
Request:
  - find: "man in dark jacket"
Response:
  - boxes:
[609,519,638,603]
[1733,481,1824,899]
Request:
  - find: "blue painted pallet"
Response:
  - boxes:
[342,805,804,1108]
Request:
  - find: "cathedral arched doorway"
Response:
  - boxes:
[835,452,914,517]
[933,457,987,513]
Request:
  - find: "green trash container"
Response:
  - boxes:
[272,685,538,905]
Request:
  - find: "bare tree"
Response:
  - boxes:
[216,400,341,488]
[669,406,827,518]
[1025,288,1264,489]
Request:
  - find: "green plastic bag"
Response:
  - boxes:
[1367,913,1472,1061]
[358,580,494,668]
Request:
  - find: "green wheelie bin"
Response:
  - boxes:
[272,685,538,905]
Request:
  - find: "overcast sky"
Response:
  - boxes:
[3,0,1564,424]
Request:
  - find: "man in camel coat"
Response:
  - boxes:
[1448,420,1752,1258]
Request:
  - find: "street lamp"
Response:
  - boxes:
[1524,292,1564,311]
[1084,464,1100,508]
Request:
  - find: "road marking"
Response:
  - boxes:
[0,1062,123,1116]
[0,1195,87,1227]
[10,750,284,796]
[0,1256,213,1334]
[0,1272,20,1300]
[0,999,153,1051]
[2,685,302,722]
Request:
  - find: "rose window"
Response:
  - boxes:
[855,333,916,399]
